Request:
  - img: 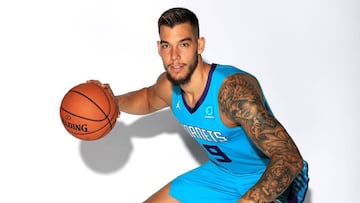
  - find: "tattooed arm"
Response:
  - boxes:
[218,74,304,203]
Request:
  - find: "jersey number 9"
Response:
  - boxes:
[203,144,232,163]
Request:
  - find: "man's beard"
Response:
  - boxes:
[165,55,198,86]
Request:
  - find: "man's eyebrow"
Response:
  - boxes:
[179,37,192,42]
[159,37,192,44]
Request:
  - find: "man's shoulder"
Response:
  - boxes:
[212,64,256,83]
[154,72,173,105]
[214,63,251,76]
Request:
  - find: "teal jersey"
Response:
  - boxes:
[172,63,272,174]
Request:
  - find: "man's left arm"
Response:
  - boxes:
[218,74,303,203]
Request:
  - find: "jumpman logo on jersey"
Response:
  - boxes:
[176,100,181,110]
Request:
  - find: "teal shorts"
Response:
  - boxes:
[169,160,277,203]
[169,160,309,203]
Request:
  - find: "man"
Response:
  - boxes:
[89,7,309,203]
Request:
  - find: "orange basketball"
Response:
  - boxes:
[60,82,119,140]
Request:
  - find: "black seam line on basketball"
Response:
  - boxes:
[60,107,104,122]
[67,116,113,136]
[70,89,114,129]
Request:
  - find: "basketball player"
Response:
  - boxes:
[89,7,309,203]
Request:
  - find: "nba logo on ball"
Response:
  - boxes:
[60,83,119,140]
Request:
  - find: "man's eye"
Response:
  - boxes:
[161,44,169,49]
[180,43,189,47]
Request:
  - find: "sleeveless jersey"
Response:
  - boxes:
[172,63,272,174]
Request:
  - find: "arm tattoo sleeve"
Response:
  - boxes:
[218,74,303,203]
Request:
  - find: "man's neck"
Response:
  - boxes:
[180,61,211,108]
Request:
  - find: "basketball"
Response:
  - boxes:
[60,82,119,140]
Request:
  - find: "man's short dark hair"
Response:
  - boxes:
[158,7,199,38]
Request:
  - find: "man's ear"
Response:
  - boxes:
[157,41,161,56]
[198,37,206,54]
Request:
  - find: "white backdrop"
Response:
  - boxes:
[1,0,359,202]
